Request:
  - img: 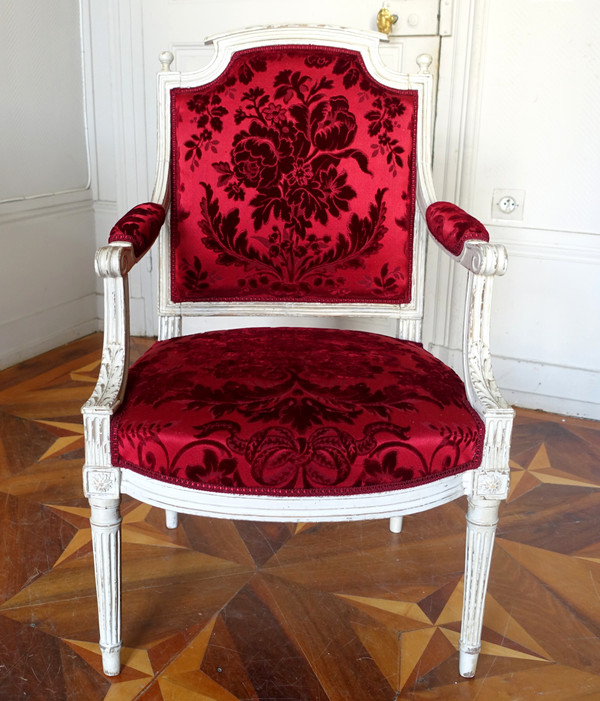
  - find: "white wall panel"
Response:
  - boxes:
[492,228,600,371]
[0,197,97,368]
[0,0,89,201]
[435,0,600,418]
[472,0,600,234]
[0,1,97,369]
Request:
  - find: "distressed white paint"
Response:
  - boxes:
[459,496,500,677]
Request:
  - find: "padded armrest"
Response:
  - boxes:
[426,202,489,257]
[108,203,166,259]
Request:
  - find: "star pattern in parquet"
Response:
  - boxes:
[1,335,599,700]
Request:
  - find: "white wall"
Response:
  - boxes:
[431,0,600,419]
[0,1,97,368]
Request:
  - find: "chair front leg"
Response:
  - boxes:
[459,496,500,678]
[89,496,122,676]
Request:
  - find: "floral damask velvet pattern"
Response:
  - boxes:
[111,328,484,496]
[170,46,417,303]
[426,201,489,256]
[108,203,166,258]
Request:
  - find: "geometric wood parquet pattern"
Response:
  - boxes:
[1,334,599,700]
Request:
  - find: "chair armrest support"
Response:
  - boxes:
[461,244,515,499]
[422,195,515,497]
[82,243,137,470]
[83,246,136,418]
[461,242,510,414]
[83,201,165,468]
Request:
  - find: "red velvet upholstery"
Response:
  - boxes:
[170,46,417,304]
[111,327,484,496]
[426,202,489,256]
[109,203,166,258]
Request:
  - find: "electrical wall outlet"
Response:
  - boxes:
[492,189,525,221]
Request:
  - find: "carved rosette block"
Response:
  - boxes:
[474,470,509,500]
[89,497,122,676]
[476,414,513,499]
[84,467,120,499]
[459,497,500,677]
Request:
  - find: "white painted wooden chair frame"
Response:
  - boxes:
[82,26,514,679]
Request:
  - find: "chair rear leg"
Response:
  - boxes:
[459,496,500,678]
[389,516,403,533]
[89,496,122,676]
[165,509,178,529]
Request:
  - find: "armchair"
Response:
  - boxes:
[82,25,514,680]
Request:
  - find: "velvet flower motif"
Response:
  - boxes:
[231,122,293,190]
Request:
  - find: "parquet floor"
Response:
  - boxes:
[1,334,600,700]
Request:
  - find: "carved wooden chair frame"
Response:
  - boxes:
[82,25,514,679]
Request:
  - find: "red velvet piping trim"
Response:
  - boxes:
[114,450,482,497]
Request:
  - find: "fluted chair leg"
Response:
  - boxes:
[459,496,500,678]
[89,496,122,676]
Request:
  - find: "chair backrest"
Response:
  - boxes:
[153,27,435,341]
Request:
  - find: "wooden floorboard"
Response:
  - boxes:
[0,334,599,700]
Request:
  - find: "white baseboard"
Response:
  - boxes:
[494,354,600,421]
[0,295,98,370]
[429,344,600,421]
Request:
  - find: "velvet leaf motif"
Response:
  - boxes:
[170,46,418,303]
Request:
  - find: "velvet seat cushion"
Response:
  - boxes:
[111,327,484,496]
